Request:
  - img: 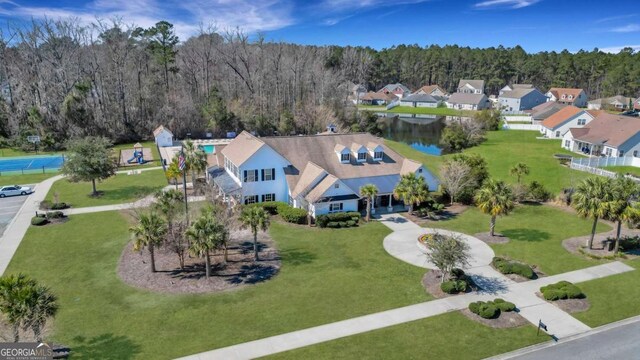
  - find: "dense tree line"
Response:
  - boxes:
[0,19,639,147]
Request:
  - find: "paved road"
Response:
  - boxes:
[507,318,640,360]
[0,186,34,237]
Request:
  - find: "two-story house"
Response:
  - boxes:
[210,131,439,218]
[380,83,411,99]
[546,88,588,108]
[457,80,485,94]
[498,87,547,112]
[415,85,448,98]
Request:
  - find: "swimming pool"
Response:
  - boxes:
[0,155,65,173]
[200,145,215,154]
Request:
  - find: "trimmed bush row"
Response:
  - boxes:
[250,201,307,224]
[40,200,70,210]
[468,298,516,319]
[540,281,584,301]
[492,257,535,279]
[440,280,468,294]
[316,212,360,228]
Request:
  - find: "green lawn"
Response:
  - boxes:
[0,148,62,157]
[386,130,589,194]
[45,169,167,207]
[268,312,544,360]
[0,172,59,186]
[573,259,640,327]
[603,166,640,177]
[432,204,611,275]
[7,212,432,359]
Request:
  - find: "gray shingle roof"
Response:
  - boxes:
[401,93,438,103]
[458,79,484,91]
[447,92,487,105]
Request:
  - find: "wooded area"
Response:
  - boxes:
[0,19,638,148]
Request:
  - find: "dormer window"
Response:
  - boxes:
[351,143,367,163]
[335,144,351,163]
[341,153,350,162]
[374,151,383,160]
[367,142,384,161]
[357,152,367,161]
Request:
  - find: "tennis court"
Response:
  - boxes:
[0,155,65,174]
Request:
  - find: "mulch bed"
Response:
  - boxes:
[475,232,511,244]
[460,309,529,328]
[421,270,477,298]
[118,229,280,294]
[536,293,590,313]
[404,204,469,225]
[562,233,640,260]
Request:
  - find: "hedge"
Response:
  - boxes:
[316,212,361,228]
[540,281,584,301]
[492,257,535,279]
[469,299,515,319]
[31,217,48,226]
[46,211,65,219]
[40,200,70,210]
[440,280,468,294]
[278,206,307,224]
[251,201,288,215]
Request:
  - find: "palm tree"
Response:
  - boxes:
[165,158,182,190]
[24,284,58,343]
[240,206,270,261]
[0,274,35,342]
[183,140,208,190]
[393,173,429,214]
[605,176,640,254]
[153,189,184,227]
[359,184,378,222]
[129,212,167,273]
[474,179,515,236]
[573,177,614,249]
[186,207,225,278]
[509,162,530,184]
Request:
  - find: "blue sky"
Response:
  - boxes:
[0,0,639,53]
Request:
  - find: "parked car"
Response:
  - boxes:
[0,185,34,197]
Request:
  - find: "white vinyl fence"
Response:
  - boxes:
[570,157,640,181]
[502,123,540,130]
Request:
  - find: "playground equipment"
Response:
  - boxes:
[127,143,145,164]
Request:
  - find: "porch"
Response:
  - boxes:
[207,166,242,205]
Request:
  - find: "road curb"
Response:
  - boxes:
[486,314,640,359]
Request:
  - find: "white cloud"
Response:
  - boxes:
[314,0,429,26]
[610,24,640,33]
[475,0,540,9]
[595,13,637,24]
[599,45,640,54]
[0,0,295,40]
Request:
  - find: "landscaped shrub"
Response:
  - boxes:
[492,257,535,279]
[31,217,48,226]
[468,301,499,319]
[51,202,69,210]
[278,206,307,224]
[527,181,551,203]
[493,298,516,312]
[46,211,65,219]
[616,235,640,251]
[316,212,360,228]
[440,279,467,294]
[540,281,584,301]
[326,222,340,228]
[40,200,52,210]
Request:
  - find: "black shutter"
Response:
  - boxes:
[243,170,247,182]
[261,169,265,181]
[271,168,275,180]
[261,194,265,202]
[254,170,258,181]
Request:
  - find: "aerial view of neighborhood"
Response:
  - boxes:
[0,0,639,359]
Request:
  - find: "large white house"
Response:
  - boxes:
[562,113,640,157]
[209,131,439,217]
[540,106,596,139]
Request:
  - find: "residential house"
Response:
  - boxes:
[153,125,174,147]
[562,113,640,157]
[457,80,485,94]
[415,85,447,98]
[380,83,411,99]
[528,101,567,124]
[359,91,398,105]
[540,106,594,139]
[499,84,533,96]
[498,87,547,112]
[399,93,439,108]
[587,95,634,111]
[446,92,490,110]
[210,131,439,218]
[546,88,588,108]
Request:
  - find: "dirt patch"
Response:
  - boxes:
[460,309,529,328]
[563,234,639,260]
[475,232,510,244]
[422,270,476,298]
[536,293,590,313]
[118,229,280,294]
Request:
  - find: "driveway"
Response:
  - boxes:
[0,186,34,237]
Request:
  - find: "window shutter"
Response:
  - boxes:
[261,194,265,202]
[254,170,258,181]
[243,170,247,182]
[271,168,275,180]
[261,169,265,181]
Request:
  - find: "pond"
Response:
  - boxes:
[379,113,447,156]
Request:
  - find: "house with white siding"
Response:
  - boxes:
[153,125,174,147]
[587,95,634,111]
[446,92,490,110]
[562,114,640,157]
[209,131,439,218]
[457,80,484,94]
[540,106,595,139]
[416,85,448,98]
